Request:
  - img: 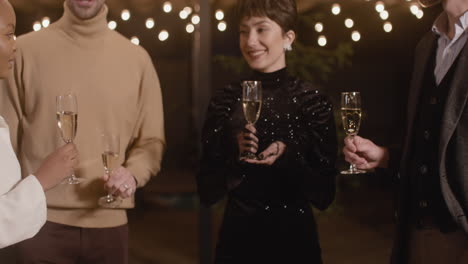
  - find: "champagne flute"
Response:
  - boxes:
[341,92,366,174]
[56,93,82,184]
[240,80,262,160]
[98,133,122,208]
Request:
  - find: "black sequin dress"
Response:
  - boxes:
[197,68,338,264]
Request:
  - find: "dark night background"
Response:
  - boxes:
[1,0,443,263]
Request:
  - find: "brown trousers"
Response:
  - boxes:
[408,227,468,264]
[16,221,128,264]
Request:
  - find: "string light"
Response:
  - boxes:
[108,21,117,30]
[183,7,193,15]
[345,18,354,28]
[179,10,189,19]
[33,21,41,31]
[191,15,200,25]
[375,1,385,13]
[416,10,424,19]
[314,22,324,33]
[380,10,389,20]
[44,1,415,44]
[163,2,172,13]
[215,10,224,20]
[383,22,392,32]
[130,36,140,45]
[318,35,327,47]
[351,30,361,42]
[186,23,195,33]
[218,21,227,32]
[146,18,155,29]
[41,17,50,28]
[121,9,130,21]
[159,30,169,41]
[410,4,420,15]
[331,3,341,15]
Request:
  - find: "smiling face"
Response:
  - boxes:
[0,0,16,79]
[65,0,105,20]
[239,16,295,73]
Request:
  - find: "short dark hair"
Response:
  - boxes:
[236,0,298,33]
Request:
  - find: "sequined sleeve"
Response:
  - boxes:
[277,82,338,210]
[196,84,243,206]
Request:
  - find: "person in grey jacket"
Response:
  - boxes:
[343,0,468,263]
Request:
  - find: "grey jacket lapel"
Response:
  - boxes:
[440,41,468,153]
[439,38,468,233]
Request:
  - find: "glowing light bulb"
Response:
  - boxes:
[42,17,50,28]
[159,30,169,41]
[146,18,155,29]
[315,22,323,33]
[218,21,227,32]
[33,21,41,31]
[380,10,389,20]
[375,1,385,12]
[215,10,224,20]
[331,3,341,15]
[410,4,420,15]
[191,15,200,25]
[163,2,172,13]
[383,22,393,32]
[130,36,139,45]
[121,9,130,21]
[318,35,327,47]
[108,21,117,30]
[179,10,189,19]
[345,18,354,28]
[183,7,193,15]
[186,23,195,33]
[416,10,424,19]
[351,31,361,42]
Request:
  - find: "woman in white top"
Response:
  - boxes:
[0,0,79,248]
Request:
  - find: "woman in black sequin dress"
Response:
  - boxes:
[196,0,338,263]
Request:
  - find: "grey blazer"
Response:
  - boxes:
[391,30,468,263]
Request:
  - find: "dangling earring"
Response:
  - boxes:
[283,44,292,51]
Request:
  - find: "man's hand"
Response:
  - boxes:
[102,167,137,199]
[343,135,389,169]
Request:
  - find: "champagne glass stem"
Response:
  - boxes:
[342,135,361,174]
[98,134,121,208]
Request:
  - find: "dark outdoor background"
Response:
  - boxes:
[1,0,442,263]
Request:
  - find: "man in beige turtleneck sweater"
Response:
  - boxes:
[0,0,165,262]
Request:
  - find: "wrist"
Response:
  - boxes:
[34,173,50,191]
[377,147,390,168]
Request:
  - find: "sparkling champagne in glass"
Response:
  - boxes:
[241,80,262,160]
[56,93,82,184]
[98,133,122,208]
[341,92,366,174]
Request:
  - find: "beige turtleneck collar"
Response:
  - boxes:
[53,2,109,40]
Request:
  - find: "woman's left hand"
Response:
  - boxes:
[244,141,286,166]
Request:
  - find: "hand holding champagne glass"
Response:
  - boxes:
[241,80,262,160]
[341,92,366,174]
[98,133,122,208]
[56,93,82,184]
